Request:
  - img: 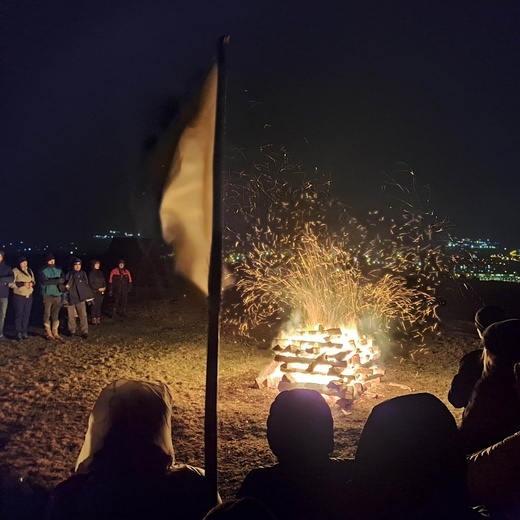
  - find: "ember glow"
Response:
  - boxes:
[234,227,436,341]
[256,323,384,405]
[225,153,451,360]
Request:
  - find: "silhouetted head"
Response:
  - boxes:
[203,498,276,520]
[475,305,506,337]
[482,319,520,372]
[267,389,334,463]
[0,251,4,262]
[118,259,125,269]
[354,393,468,519]
[91,259,101,269]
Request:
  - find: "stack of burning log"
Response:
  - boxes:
[256,326,385,407]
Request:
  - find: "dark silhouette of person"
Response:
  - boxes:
[108,260,132,318]
[353,393,484,520]
[460,319,520,454]
[46,379,218,520]
[87,259,106,325]
[1,468,48,520]
[449,305,506,408]
[204,498,277,520]
[237,389,354,520]
[466,362,520,518]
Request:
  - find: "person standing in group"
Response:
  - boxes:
[108,259,132,318]
[10,256,35,340]
[88,259,106,325]
[65,258,94,339]
[0,251,14,340]
[38,253,65,340]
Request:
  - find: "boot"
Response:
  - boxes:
[44,323,54,340]
[52,321,63,341]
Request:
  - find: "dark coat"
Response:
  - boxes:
[460,368,520,454]
[448,348,484,408]
[0,261,14,299]
[46,463,213,520]
[65,270,93,305]
[468,431,520,519]
[108,268,132,296]
[238,459,355,520]
[88,269,106,294]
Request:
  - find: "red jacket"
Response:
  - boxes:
[108,268,132,294]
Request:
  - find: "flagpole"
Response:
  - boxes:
[205,35,229,503]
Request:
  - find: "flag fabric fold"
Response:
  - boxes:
[160,66,218,295]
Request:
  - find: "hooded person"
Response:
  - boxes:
[108,259,132,318]
[10,256,35,340]
[353,393,484,520]
[87,259,106,325]
[46,379,218,520]
[460,319,520,454]
[38,253,65,340]
[0,250,14,339]
[448,305,507,408]
[237,389,355,520]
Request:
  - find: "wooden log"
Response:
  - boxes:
[349,354,361,365]
[336,397,354,410]
[275,338,345,349]
[274,354,347,368]
[352,382,365,399]
[278,380,329,394]
[324,328,342,335]
[364,376,381,388]
[280,364,330,375]
[255,360,282,389]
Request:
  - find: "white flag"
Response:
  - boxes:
[160,67,217,295]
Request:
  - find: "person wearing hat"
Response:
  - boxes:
[460,318,520,454]
[0,251,14,340]
[108,259,133,318]
[448,305,506,408]
[10,256,35,340]
[64,258,94,339]
[38,253,65,340]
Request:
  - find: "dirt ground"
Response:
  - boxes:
[0,288,490,500]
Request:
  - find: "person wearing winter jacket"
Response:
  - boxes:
[88,259,106,325]
[64,258,94,339]
[38,253,65,340]
[11,256,35,340]
[108,260,132,318]
[0,251,14,340]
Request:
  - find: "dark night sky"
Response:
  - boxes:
[3,1,520,248]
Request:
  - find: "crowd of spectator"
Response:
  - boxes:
[0,251,132,341]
